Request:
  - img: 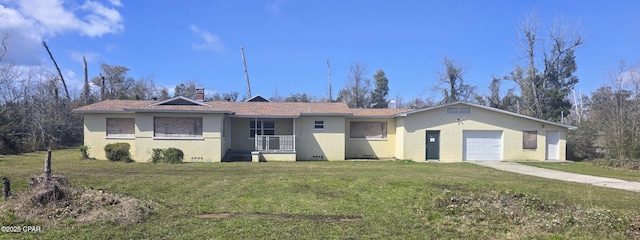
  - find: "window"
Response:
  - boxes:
[106,118,135,138]
[350,121,387,139]
[314,120,325,130]
[154,117,202,138]
[523,131,537,149]
[250,120,275,137]
[446,107,471,114]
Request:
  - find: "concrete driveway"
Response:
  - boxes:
[470,161,640,193]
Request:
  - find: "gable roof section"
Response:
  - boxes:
[398,101,577,130]
[151,96,211,106]
[244,95,271,102]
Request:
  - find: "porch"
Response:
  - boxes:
[251,135,296,162]
[226,118,297,162]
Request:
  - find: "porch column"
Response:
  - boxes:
[293,118,296,151]
[254,118,258,151]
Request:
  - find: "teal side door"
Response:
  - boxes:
[426,131,440,160]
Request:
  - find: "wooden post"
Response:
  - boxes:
[44,149,52,179]
[2,177,9,201]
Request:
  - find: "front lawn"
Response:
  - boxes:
[1,149,639,239]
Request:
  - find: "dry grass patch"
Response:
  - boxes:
[428,187,640,239]
[1,174,155,227]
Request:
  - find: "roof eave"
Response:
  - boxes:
[230,114,300,118]
[71,110,129,114]
[127,109,232,114]
[300,113,353,116]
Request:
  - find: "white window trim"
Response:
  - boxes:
[105,136,135,140]
[153,136,205,140]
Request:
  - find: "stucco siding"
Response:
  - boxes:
[395,118,405,160]
[295,116,345,161]
[345,118,396,159]
[401,104,569,162]
[83,113,136,160]
[134,112,224,162]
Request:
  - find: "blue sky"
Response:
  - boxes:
[1,0,639,102]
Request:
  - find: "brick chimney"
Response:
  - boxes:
[195,87,205,102]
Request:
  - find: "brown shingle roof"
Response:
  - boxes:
[73,99,355,117]
[350,108,412,117]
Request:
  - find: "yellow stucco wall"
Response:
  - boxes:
[345,118,396,159]
[258,152,297,161]
[134,112,224,162]
[295,116,345,161]
[83,112,225,162]
[83,113,137,160]
[229,118,294,151]
[400,104,568,162]
[395,118,405,160]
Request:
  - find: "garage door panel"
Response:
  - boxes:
[463,130,502,161]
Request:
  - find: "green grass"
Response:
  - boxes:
[1,149,639,239]
[522,161,640,183]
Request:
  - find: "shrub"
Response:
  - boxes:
[151,147,184,164]
[104,143,132,162]
[79,145,90,159]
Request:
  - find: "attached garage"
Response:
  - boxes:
[463,130,503,161]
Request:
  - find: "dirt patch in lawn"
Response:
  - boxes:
[195,212,362,222]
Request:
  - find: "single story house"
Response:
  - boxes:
[72,94,576,162]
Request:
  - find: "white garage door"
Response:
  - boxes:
[463,130,503,161]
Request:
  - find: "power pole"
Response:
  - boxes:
[327,59,332,102]
[241,46,252,98]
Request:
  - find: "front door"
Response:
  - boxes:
[546,131,559,160]
[426,131,440,160]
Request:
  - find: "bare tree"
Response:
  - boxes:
[91,63,136,100]
[337,62,371,108]
[510,12,583,121]
[437,57,476,103]
[0,31,8,62]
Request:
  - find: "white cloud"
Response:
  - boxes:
[15,0,123,37]
[0,0,123,64]
[190,24,224,52]
[108,0,123,7]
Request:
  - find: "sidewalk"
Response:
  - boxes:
[469,161,640,193]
